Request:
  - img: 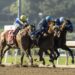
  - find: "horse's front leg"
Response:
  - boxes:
[49,54,56,68]
[49,48,57,61]
[27,49,33,66]
[49,48,56,68]
[38,49,45,65]
[0,49,4,64]
[54,48,60,60]
[62,45,74,64]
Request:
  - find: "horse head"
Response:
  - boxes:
[66,19,73,32]
[48,21,55,33]
[48,21,60,37]
[19,24,32,37]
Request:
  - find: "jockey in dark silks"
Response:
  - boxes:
[31,16,54,38]
[14,15,29,36]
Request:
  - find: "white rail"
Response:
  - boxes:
[57,41,75,65]
[66,41,75,48]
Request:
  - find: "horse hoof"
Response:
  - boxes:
[72,60,74,64]
[53,65,56,68]
[43,61,45,65]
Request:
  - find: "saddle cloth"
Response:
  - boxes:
[6,30,15,45]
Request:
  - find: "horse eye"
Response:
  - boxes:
[66,22,68,25]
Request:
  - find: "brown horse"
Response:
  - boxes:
[0,25,33,66]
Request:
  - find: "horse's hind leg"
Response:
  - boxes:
[0,45,10,64]
[0,49,4,64]
[62,45,74,64]
[51,60,56,68]
[0,44,6,64]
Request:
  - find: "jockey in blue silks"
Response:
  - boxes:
[31,16,54,37]
[14,15,29,35]
[60,17,73,32]
[55,18,61,26]
[55,17,73,32]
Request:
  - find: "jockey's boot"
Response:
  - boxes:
[13,27,21,37]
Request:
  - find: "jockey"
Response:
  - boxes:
[59,17,73,32]
[55,17,65,26]
[55,17,73,32]
[31,16,54,38]
[14,15,29,35]
[55,18,61,26]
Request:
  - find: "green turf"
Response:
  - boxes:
[2,55,75,65]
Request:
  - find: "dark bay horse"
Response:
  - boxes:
[36,21,60,67]
[54,19,74,64]
[0,25,33,66]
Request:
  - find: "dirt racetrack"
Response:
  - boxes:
[0,66,75,75]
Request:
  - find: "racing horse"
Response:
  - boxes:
[54,19,74,64]
[37,21,60,67]
[0,25,33,66]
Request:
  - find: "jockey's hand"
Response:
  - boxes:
[43,33,47,36]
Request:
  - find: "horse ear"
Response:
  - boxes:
[27,25,31,29]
